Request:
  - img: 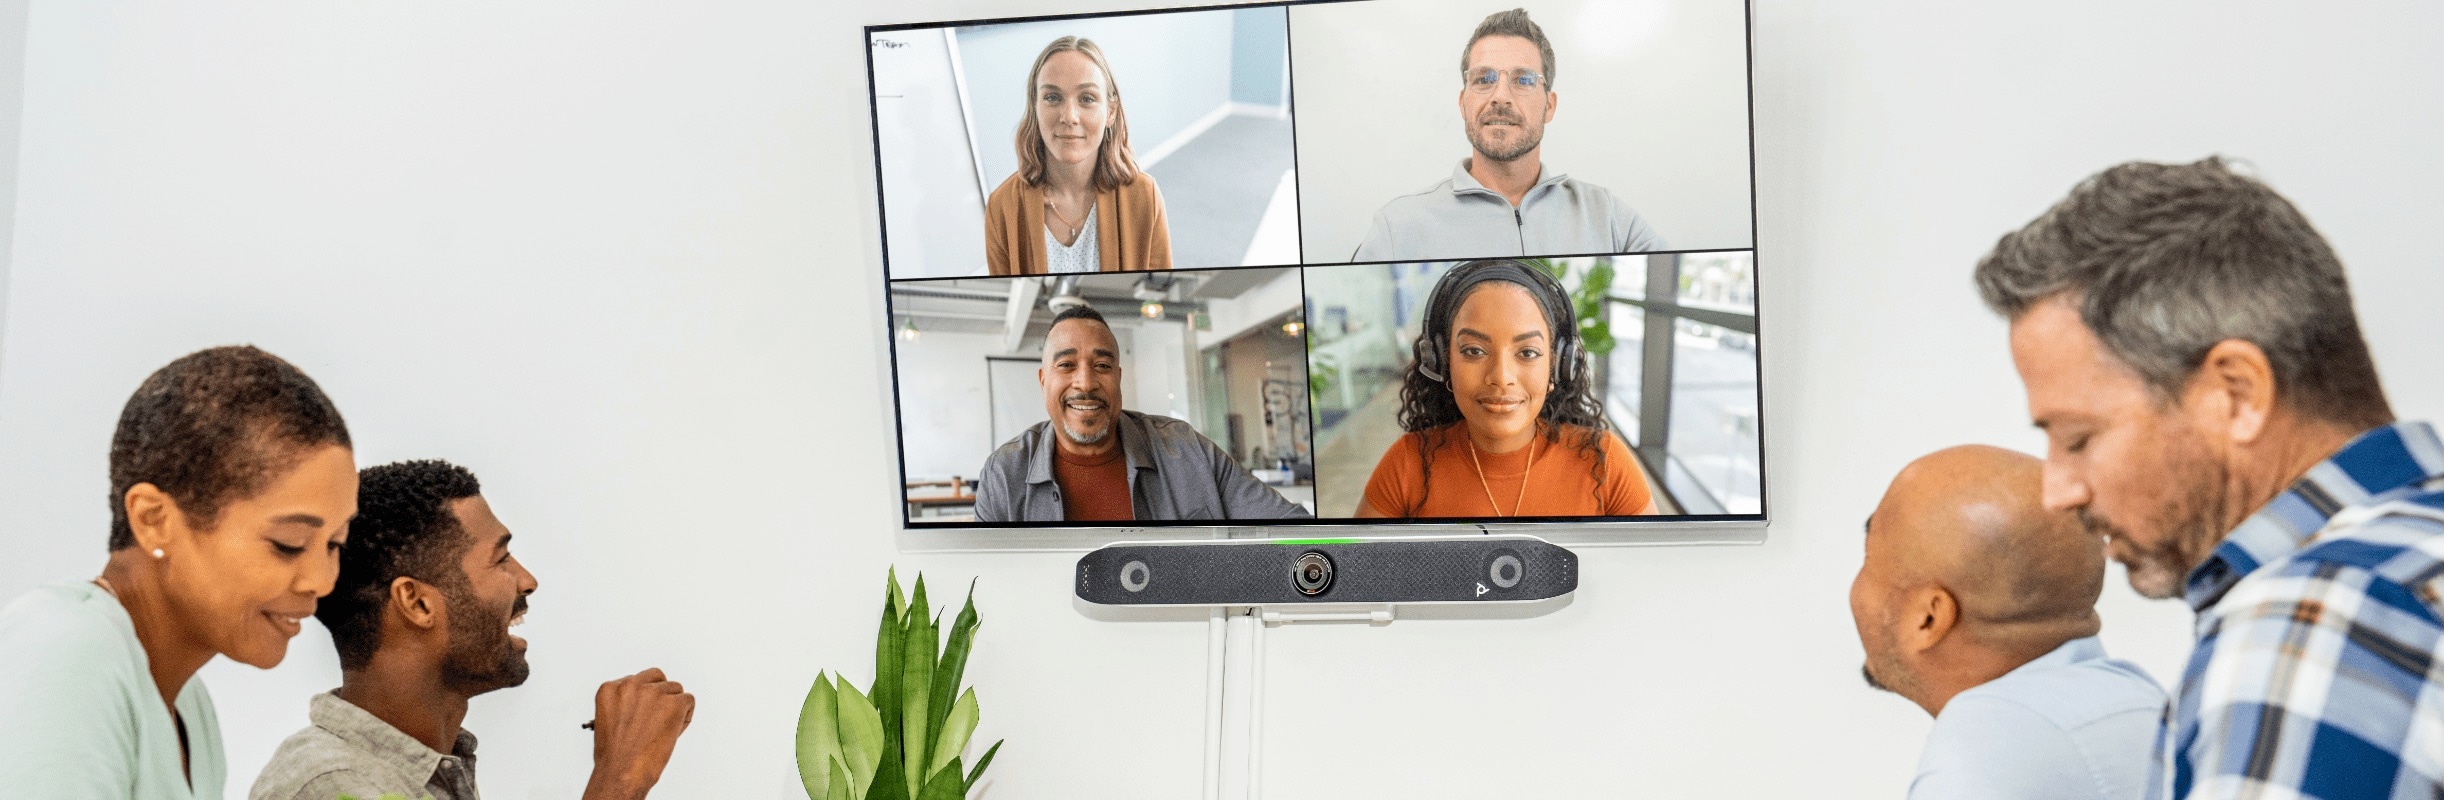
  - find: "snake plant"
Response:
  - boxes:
[798,569,1001,800]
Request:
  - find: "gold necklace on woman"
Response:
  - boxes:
[1464,426,1537,517]
[1044,195,1087,243]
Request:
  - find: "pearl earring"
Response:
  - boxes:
[151,548,165,559]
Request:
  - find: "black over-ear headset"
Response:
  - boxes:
[1410,260,1586,393]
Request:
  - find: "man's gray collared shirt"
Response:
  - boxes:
[250,691,481,800]
[1352,158,1666,261]
[972,410,1312,523]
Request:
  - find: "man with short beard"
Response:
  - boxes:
[1977,157,2443,799]
[251,460,694,800]
[1850,446,2163,799]
[1350,8,1665,262]
[974,305,1309,522]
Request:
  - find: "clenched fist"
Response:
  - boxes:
[582,668,695,800]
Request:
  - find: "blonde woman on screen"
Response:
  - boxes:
[984,36,1173,275]
[1358,260,1655,518]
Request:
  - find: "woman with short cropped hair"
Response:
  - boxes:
[0,346,358,799]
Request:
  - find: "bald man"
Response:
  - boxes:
[1849,446,2165,800]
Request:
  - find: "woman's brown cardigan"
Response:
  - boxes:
[983,170,1173,275]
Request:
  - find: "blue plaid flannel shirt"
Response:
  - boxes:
[2149,421,2444,799]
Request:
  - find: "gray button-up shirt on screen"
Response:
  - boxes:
[251,691,481,800]
[1352,158,1667,262]
[973,410,1312,523]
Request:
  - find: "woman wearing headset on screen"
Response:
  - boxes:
[1357,260,1656,518]
[984,36,1173,275]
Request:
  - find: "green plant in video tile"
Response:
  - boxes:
[798,569,1000,800]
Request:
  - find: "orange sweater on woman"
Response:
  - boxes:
[1361,422,1652,518]
[983,171,1172,275]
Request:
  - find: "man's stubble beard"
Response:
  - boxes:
[2084,431,2236,601]
[1468,106,1543,163]
[1057,389,1115,446]
[1860,649,1915,701]
[1858,613,1912,697]
[441,581,530,695]
[1060,421,1111,445]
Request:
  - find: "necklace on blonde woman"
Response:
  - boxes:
[1464,426,1538,517]
[1044,197,1085,243]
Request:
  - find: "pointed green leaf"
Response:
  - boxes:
[900,601,937,795]
[836,681,886,798]
[827,757,852,800]
[887,566,907,621]
[927,688,979,778]
[928,584,980,741]
[873,574,905,743]
[964,740,1001,792]
[867,737,908,800]
[795,672,841,800]
[914,758,965,800]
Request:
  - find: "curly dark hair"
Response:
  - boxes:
[1392,260,1611,517]
[107,345,351,550]
[319,459,484,671]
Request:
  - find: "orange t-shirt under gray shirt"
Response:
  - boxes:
[1361,422,1650,518]
[1052,438,1133,521]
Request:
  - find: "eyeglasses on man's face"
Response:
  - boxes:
[1464,67,1546,94]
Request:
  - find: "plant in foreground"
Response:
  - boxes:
[797,569,1000,800]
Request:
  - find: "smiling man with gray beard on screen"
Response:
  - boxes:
[1351,8,1666,262]
[972,305,1310,523]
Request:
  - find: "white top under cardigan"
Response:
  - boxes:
[1044,206,1099,274]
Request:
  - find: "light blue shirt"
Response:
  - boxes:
[0,580,227,799]
[1910,636,2165,800]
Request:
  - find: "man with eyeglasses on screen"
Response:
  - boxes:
[1352,8,1666,262]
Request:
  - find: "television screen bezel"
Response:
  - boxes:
[863,0,1767,549]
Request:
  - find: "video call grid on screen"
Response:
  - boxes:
[867,0,1764,532]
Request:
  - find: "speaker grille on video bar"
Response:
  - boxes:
[1076,538,1576,605]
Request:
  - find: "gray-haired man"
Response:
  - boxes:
[1978,157,2442,798]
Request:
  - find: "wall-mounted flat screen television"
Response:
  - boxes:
[868,0,1761,536]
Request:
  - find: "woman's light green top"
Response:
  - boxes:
[0,580,227,799]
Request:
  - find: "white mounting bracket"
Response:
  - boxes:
[1256,603,1396,627]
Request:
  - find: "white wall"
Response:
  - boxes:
[0,0,24,362]
[1123,317,1194,422]
[1291,0,1755,260]
[893,328,1002,480]
[872,28,992,280]
[0,3,2441,800]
